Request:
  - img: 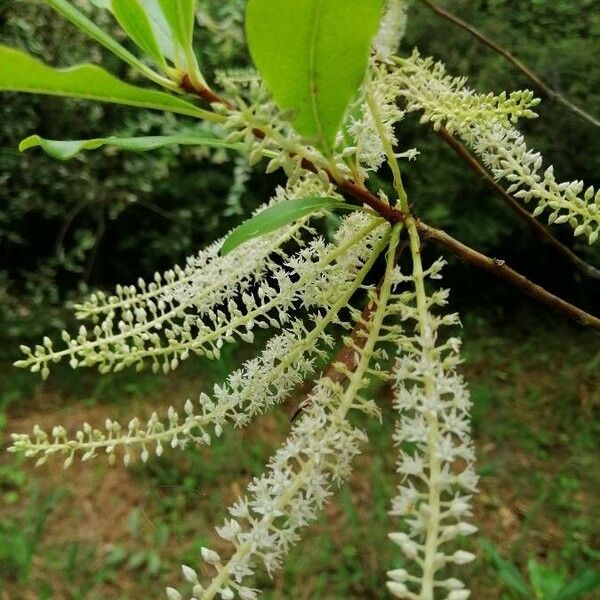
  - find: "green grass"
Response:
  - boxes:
[0,316,598,599]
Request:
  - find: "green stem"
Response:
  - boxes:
[366,90,409,212]
[407,216,441,600]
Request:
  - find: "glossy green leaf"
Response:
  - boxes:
[157,0,196,60]
[155,0,204,85]
[140,0,177,60]
[111,0,166,68]
[222,197,357,255]
[246,0,385,155]
[19,134,240,161]
[0,46,206,117]
[91,0,175,61]
[45,0,172,88]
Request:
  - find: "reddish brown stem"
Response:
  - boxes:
[417,221,600,329]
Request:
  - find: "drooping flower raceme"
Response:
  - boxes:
[387,259,478,600]
[168,226,402,600]
[394,51,600,244]
[11,195,389,469]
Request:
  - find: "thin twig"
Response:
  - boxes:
[436,127,600,279]
[185,83,600,330]
[416,221,600,329]
[417,0,600,129]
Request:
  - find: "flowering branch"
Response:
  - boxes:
[416,0,600,129]
[436,127,600,279]
[183,72,600,332]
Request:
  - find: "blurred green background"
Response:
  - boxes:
[0,1,599,598]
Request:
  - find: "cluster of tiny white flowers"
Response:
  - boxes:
[8,315,335,470]
[10,213,389,469]
[14,174,378,379]
[15,226,298,378]
[216,69,344,186]
[346,61,407,175]
[167,227,403,600]
[374,0,409,60]
[394,51,600,244]
[180,380,369,600]
[465,122,600,244]
[387,259,478,600]
[395,50,540,133]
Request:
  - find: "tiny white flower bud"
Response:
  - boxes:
[447,590,471,600]
[386,581,409,597]
[181,564,198,584]
[456,522,478,536]
[201,547,221,565]
[441,578,465,590]
[165,588,182,600]
[451,550,476,565]
[386,568,409,582]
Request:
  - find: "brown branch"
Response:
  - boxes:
[436,127,600,279]
[417,0,600,130]
[417,221,600,329]
[184,81,600,330]
[289,299,377,423]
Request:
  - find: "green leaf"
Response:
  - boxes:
[140,0,177,61]
[221,197,357,255]
[111,0,166,68]
[246,0,385,155]
[45,0,172,89]
[19,134,240,161]
[91,0,175,62]
[157,0,196,51]
[0,46,206,118]
[480,540,530,597]
[528,560,567,600]
[556,571,600,599]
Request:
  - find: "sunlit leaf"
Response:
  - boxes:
[0,46,205,117]
[111,0,166,68]
[19,134,240,161]
[91,0,175,61]
[157,0,196,52]
[246,0,385,154]
[45,0,172,88]
[222,197,358,255]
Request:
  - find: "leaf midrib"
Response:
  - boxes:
[308,0,329,154]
